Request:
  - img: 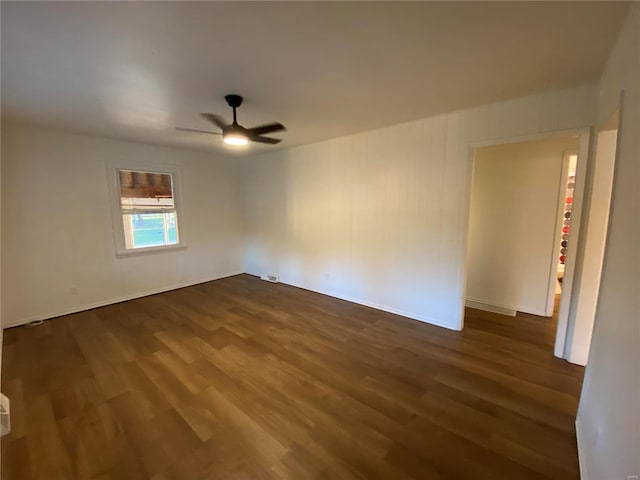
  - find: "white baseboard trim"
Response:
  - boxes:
[515,306,550,317]
[275,277,460,331]
[575,417,588,480]
[465,299,517,316]
[4,271,460,332]
[2,271,244,329]
[465,297,549,318]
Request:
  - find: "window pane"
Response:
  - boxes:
[119,170,174,210]
[122,212,179,249]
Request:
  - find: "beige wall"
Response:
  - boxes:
[241,85,596,330]
[576,4,640,479]
[1,125,245,327]
[467,136,578,316]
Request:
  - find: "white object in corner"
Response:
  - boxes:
[0,393,10,437]
[260,273,280,283]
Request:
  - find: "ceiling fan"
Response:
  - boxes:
[176,94,286,146]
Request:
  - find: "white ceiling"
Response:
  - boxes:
[1,1,629,156]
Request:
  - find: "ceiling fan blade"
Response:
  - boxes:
[247,122,286,136]
[200,113,227,130]
[249,135,281,144]
[175,127,221,135]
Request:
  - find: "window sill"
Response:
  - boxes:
[115,243,188,258]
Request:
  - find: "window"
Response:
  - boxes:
[112,168,184,254]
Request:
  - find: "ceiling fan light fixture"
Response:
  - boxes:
[223,133,249,146]
[179,95,285,146]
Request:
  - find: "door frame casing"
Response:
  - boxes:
[563,94,624,365]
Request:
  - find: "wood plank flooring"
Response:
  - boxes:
[1,274,584,479]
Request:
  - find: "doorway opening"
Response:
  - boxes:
[553,151,578,313]
[462,128,592,362]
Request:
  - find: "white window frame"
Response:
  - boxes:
[107,161,187,257]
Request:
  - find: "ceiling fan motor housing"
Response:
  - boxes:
[225,94,243,109]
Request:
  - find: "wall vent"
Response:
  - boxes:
[260,273,280,283]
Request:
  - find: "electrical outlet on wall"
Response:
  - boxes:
[260,273,280,283]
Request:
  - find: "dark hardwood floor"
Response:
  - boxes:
[1,274,584,479]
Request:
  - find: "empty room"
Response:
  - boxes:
[0,2,638,479]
